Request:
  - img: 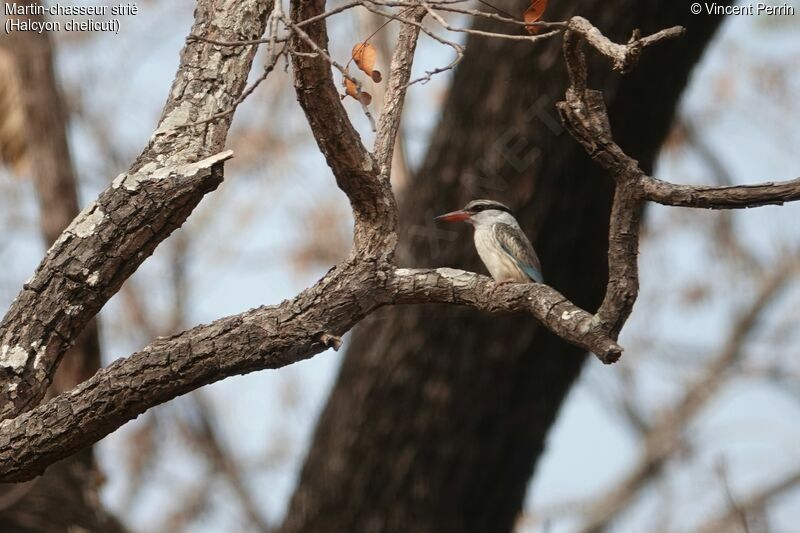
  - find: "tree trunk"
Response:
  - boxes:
[0,7,122,532]
[281,2,728,532]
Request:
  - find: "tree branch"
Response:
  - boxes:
[565,16,685,74]
[391,268,623,361]
[557,27,648,337]
[0,6,121,528]
[555,16,800,343]
[289,0,396,256]
[641,175,800,209]
[0,262,623,482]
[0,0,274,420]
[6,6,800,489]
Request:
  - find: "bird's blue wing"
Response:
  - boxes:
[494,223,544,283]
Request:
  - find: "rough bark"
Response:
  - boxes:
[0,264,621,482]
[642,174,800,208]
[5,0,785,514]
[0,7,122,531]
[288,0,399,256]
[0,0,273,419]
[282,2,729,532]
[0,1,101,399]
[0,0,659,484]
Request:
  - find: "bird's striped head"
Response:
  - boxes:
[435,199,514,225]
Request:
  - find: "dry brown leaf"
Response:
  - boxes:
[352,42,382,84]
[344,77,358,99]
[344,77,372,106]
[523,0,548,34]
[358,91,372,106]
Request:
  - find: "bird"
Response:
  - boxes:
[435,199,543,284]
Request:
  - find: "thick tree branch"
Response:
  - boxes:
[391,268,623,361]
[0,261,367,482]
[0,0,273,419]
[557,28,648,337]
[0,0,624,486]
[6,5,800,490]
[0,7,122,529]
[0,2,104,396]
[555,16,800,344]
[289,0,396,256]
[0,262,623,482]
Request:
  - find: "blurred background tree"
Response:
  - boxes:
[1,0,800,532]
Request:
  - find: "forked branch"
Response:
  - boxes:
[3,6,800,484]
[556,16,800,342]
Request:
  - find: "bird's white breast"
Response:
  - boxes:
[473,226,529,283]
